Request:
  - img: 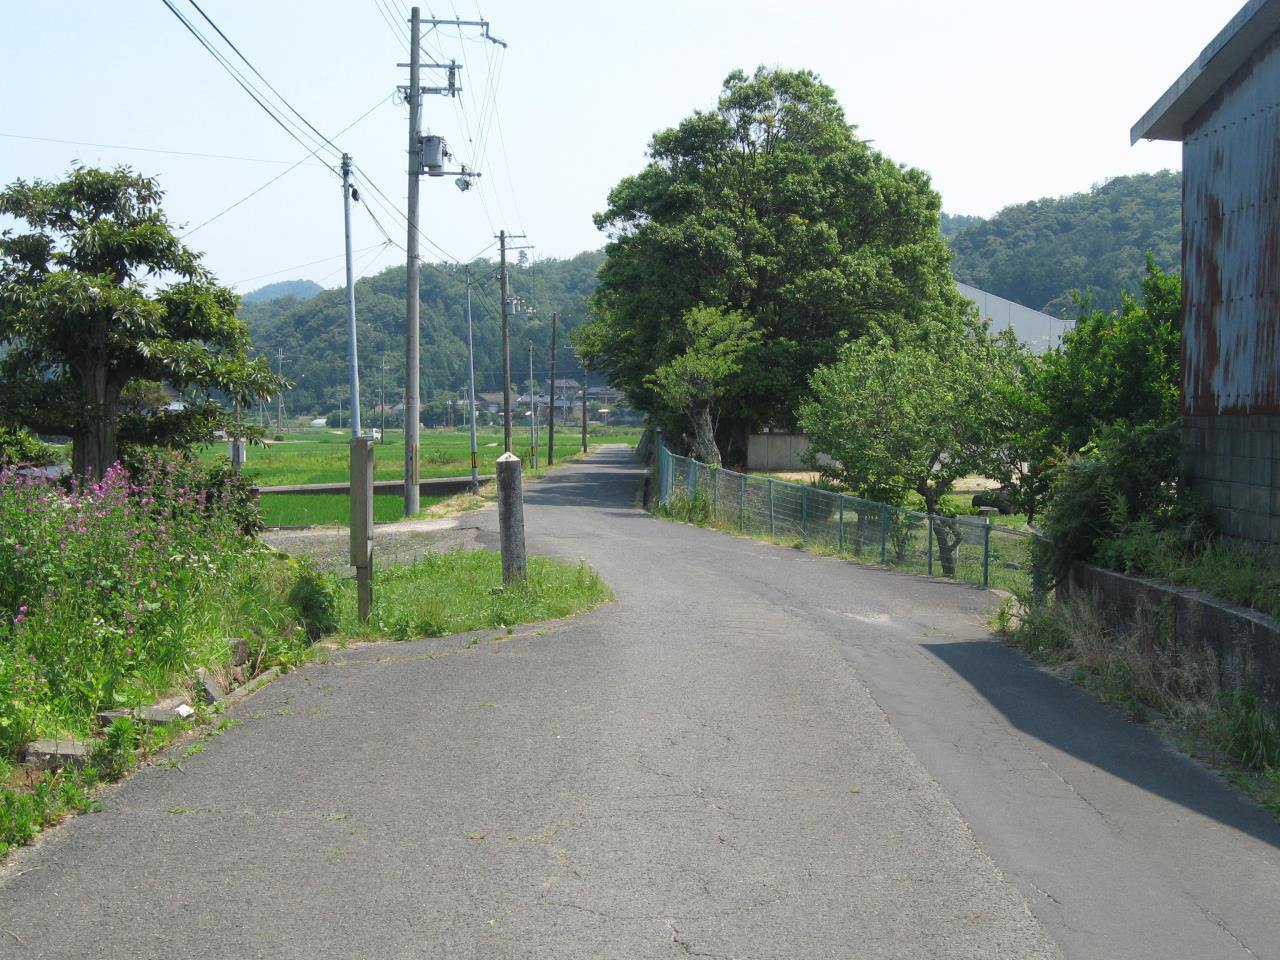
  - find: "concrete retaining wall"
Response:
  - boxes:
[1065,564,1280,702]
[746,434,833,472]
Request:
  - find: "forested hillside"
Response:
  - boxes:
[239,250,604,417]
[945,171,1181,317]
[242,278,322,304]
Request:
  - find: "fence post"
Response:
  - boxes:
[711,467,718,519]
[738,473,745,531]
[801,486,808,539]
[837,496,844,554]
[982,517,992,587]
[768,479,775,537]
[688,457,697,497]
[927,515,934,577]
[880,505,889,564]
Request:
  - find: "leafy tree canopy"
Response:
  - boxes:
[579,66,966,461]
[0,166,281,478]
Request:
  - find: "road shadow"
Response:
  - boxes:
[923,638,1280,850]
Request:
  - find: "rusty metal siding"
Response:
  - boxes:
[1182,27,1280,417]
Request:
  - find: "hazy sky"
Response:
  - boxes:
[1,1,1243,293]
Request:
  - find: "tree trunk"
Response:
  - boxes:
[72,364,121,480]
[920,486,960,579]
[689,403,722,466]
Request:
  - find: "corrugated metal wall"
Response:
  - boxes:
[1182,28,1280,417]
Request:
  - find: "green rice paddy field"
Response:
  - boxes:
[202,427,642,527]
[198,426,641,487]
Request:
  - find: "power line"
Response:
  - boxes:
[231,243,386,286]
[0,132,328,166]
[183,0,342,161]
[159,0,338,164]
[182,93,392,239]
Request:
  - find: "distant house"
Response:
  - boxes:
[1132,0,1280,543]
[478,392,504,414]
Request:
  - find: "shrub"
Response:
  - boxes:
[287,563,339,642]
[0,427,57,467]
[1032,420,1201,586]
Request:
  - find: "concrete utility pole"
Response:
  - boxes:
[275,349,286,434]
[495,230,531,452]
[547,312,557,466]
[399,11,503,505]
[403,6,423,515]
[499,229,512,452]
[341,153,362,439]
[465,275,480,494]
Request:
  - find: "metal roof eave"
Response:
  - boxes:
[1131,0,1280,143]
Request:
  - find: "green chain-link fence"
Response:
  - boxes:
[657,443,1036,593]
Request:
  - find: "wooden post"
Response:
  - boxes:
[350,437,374,621]
[497,452,527,584]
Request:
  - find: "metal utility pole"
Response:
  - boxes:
[341,153,362,438]
[403,6,423,515]
[581,367,589,453]
[379,353,388,441]
[528,342,537,469]
[547,312,557,466]
[465,276,480,494]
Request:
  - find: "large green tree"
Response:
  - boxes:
[579,66,964,462]
[798,325,1022,575]
[0,167,281,478]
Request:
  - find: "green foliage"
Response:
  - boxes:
[0,426,56,467]
[656,487,713,526]
[581,66,963,460]
[0,166,284,478]
[0,459,311,759]
[1032,420,1195,586]
[336,551,612,641]
[287,562,339,642]
[1094,525,1280,620]
[646,306,761,464]
[948,171,1181,317]
[240,251,604,416]
[799,330,1022,514]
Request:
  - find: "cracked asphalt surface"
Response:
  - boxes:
[2,446,1278,958]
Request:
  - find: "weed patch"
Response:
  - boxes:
[335,551,612,641]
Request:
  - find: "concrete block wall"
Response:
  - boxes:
[1182,414,1280,543]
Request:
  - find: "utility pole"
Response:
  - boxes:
[547,312,557,466]
[342,153,362,438]
[496,229,530,452]
[465,275,480,494]
[379,353,388,441]
[402,7,423,514]
[499,229,512,453]
[581,366,589,453]
[399,10,502,510]
[528,342,537,470]
[275,349,286,434]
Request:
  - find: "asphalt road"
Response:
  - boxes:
[2,446,1278,958]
